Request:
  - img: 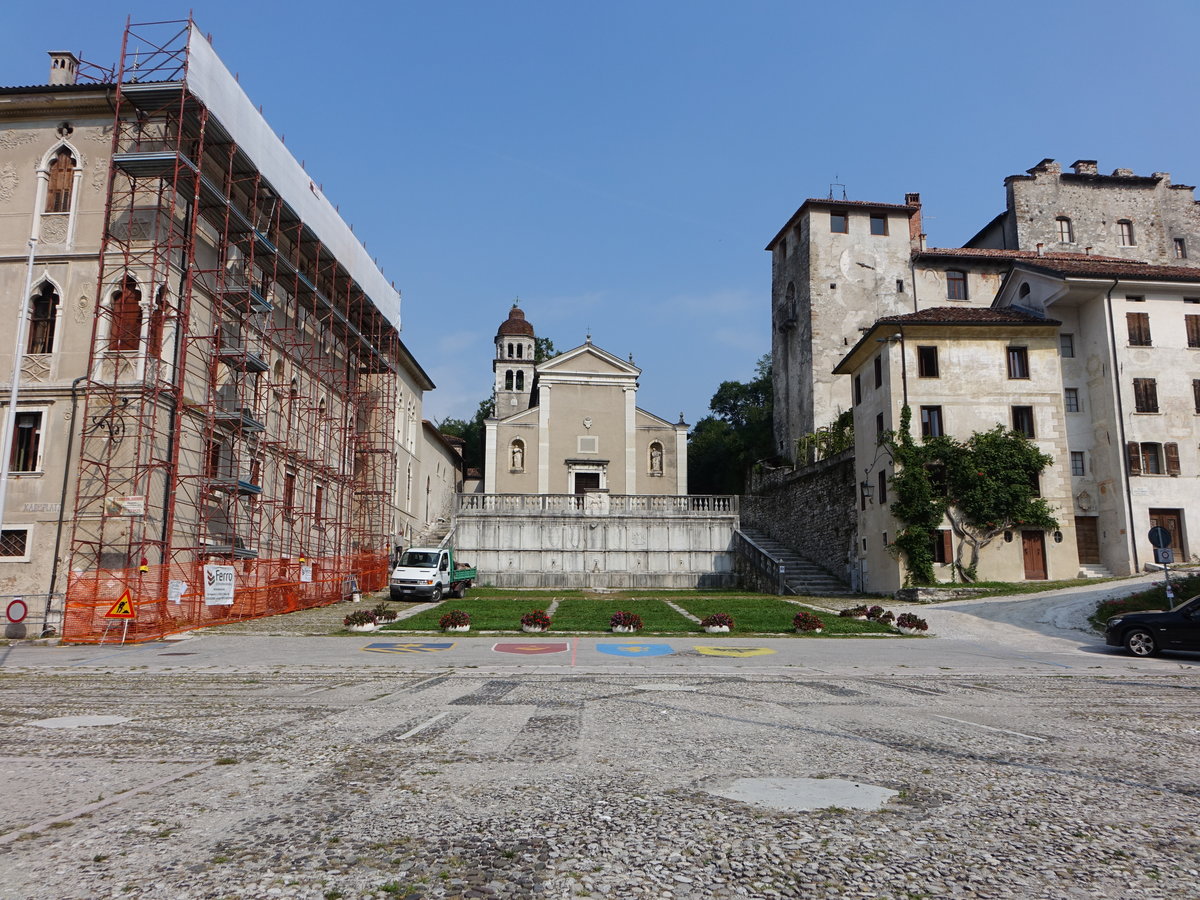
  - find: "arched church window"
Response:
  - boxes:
[109,274,142,351]
[516,371,524,391]
[28,282,59,354]
[516,343,523,359]
[45,147,75,213]
[507,342,514,358]
[505,370,514,390]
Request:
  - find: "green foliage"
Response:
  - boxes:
[795,409,855,464]
[533,336,558,362]
[883,410,1059,584]
[688,354,774,494]
[438,397,494,473]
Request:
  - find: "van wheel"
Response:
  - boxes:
[450,582,465,599]
[430,584,443,603]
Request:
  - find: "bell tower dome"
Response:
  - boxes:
[494,303,537,414]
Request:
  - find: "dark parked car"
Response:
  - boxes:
[1105,594,1200,657]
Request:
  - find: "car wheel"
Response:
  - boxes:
[1124,628,1159,657]
[430,584,443,603]
[390,587,404,603]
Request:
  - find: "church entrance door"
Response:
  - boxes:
[574,472,601,494]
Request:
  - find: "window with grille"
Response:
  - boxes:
[45,147,74,213]
[1064,388,1080,413]
[27,283,59,354]
[0,529,28,558]
[1007,346,1030,379]
[1012,406,1035,438]
[9,411,42,472]
[1133,378,1159,413]
[946,270,967,301]
[920,405,944,438]
[1126,312,1151,347]
[917,346,939,378]
[1187,315,1200,348]
[1071,451,1086,476]
[1060,333,1075,358]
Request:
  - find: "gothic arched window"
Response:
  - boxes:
[515,371,524,391]
[109,275,142,351]
[505,370,514,390]
[45,147,75,213]
[28,282,59,354]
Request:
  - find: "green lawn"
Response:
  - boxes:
[380,598,547,632]
[550,598,695,633]
[674,598,894,635]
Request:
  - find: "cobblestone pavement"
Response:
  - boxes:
[1,664,1197,899]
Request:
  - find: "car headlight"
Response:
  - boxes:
[1108,618,1123,628]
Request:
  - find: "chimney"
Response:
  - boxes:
[905,193,922,244]
[1112,168,1134,178]
[47,51,79,85]
[1071,160,1099,176]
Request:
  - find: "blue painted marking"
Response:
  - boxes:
[596,642,675,658]
[363,642,455,654]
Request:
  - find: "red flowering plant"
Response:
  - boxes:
[610,610,643,630]
[439,609,471,629]
[793,611,825,632]
[520,609,552,630]
[895,612,929,632]
[700,613,735,629]
[839,605,869,618]
[865,605,887,620]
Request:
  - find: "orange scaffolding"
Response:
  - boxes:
[63,18,399,642]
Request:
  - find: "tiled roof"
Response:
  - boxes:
[917,247,1134,263]
[803,198,918,211]
[1012,257,1200,282]
[497,306,535,337]
[875,306,1060,326]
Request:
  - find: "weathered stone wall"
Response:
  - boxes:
[454,508,739,589]
[742,449,857,585]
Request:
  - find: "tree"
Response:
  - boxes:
[438,397,494,473]
[533,336,558,362]
[688,354,775,494]
[885,411,1058,584]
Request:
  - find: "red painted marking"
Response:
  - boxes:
[492,642,569,655]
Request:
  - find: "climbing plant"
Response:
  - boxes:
[883,410,1059,584]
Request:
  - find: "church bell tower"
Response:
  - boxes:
[493,303,536,414]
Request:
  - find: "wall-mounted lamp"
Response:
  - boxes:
[860,480,874,502]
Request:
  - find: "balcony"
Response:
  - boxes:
[457,494,738,517]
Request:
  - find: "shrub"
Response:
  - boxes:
[439,609,471,629]
[700,613,734,629]
[878,610,896,626]
[793,611,824,632]
[839,605,869,618]
[895,612,929,632]
[610,610,643,630]
[521,609,552,630]
[343,609,377,628]
[371,603,398,622]
[865,605,887,620]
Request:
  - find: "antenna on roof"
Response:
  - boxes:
[828,177,847,201]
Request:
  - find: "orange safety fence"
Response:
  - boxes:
[62,551,389,643]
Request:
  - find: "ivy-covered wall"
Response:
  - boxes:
[742,449,857,586]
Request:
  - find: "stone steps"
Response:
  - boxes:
[740,528,852,595]
[1078,563,1113,579]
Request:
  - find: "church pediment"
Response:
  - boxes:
[538,342,641,379]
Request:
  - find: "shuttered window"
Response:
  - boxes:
[1127,442,1142,476]
[1133,378,1159,413]
[931,529,953,564]
[1193,379,1200,414]
[109,276,142,351]
[1187,314,1200,348]
[1127,312,1151,346]
[1165,442,1181,477]
[45,147,74,213]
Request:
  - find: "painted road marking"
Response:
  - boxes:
[933,715,1048,742]
[363,642,455,654]
[493,642,570,655]
[596,643,675,658]
[694,646,776,658]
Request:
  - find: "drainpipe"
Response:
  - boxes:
[0,238,39,535]
[1104,279,1139,572]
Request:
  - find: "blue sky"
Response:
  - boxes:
[3,1,1197,425]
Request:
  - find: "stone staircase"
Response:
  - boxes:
[1078,563,1114,579]
[739,528,852,595]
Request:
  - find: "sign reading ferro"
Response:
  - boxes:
[202,565,236,606]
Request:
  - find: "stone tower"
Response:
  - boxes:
[493,304,536,415]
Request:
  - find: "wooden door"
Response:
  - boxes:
[574,472,600,495]
[1074,517,1101,565]
[1149,509,1185,555]
[1022,530,1047,580]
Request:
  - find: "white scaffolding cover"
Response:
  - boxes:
[184,24,400,332]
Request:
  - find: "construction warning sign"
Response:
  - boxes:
[105,591,135,619]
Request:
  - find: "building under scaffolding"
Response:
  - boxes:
[0,19,408,642]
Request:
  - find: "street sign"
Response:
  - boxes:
[6,598,27,623]
[105,590,135,619]
[1148,526,1172,549]
[1154,547,1174,565]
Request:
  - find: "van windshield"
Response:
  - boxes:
[399,551,438,568]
